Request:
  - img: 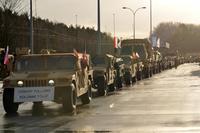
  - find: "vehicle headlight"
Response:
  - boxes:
[17,81,24,87]
[48,80,55,86]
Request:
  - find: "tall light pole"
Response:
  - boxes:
[123,6,146,39]
[75,14,78,49]
[150,0,152,37]
[30,0,34,54]
[97,0,101,55]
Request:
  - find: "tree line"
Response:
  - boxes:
[154,22,200,54]
[0,0,114,56]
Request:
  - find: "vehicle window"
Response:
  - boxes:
[92,56,106,65]
[16,55,76,72]
[121,45,132,55]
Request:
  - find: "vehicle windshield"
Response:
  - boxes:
[122,56,132,64]
[92,56,106,65]
[15,55,76,72]
[132,44,147,60]
[121,45,132,55]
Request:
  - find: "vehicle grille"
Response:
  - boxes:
[24,80,48,87]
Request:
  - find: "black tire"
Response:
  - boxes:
[117,77,123,89]
[146,68,151,78]
[97,78,107,96]
[137,71,142,81]
[81,81,92,104]
[109,83,116,92]
[132,76,137,83]
[124,76,131,85]
[62,84,76,112]
[150,69,153,77]
[33,101,43,108]
[3,88,19,114]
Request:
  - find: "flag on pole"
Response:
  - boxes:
[136,52,140,58]
[73,49,79,58]
[157,38,160,48]
[165,42,170,49]
[117,38,122,48]
[4,46,9,65]
[114,36,118,48]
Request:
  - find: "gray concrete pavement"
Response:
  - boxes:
[1,63,200,133]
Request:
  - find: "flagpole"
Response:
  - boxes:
[113,13,115,37]
[113,13,117,55]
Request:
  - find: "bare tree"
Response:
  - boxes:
[0,0,27,13]
[0,0,28,50]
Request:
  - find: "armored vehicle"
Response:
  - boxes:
[121,39,153,80]
[2,53,92,114]
[92,54,117,96]
[121,55,137,85]
[114,57,124,89]
[152,50,163,73]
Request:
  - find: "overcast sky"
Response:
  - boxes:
[34,0,200,39]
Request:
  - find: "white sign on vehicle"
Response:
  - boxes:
[14,87,55,102]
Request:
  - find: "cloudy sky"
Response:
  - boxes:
[34,0,200,38]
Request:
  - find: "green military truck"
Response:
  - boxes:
[2,53,93,114]
[92,54,117,96]
[121,39,153,80]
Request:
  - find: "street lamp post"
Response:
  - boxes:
[122,6,146,39]
[150,0,152,36]
[30,0,34,54]
[97,0,101,55]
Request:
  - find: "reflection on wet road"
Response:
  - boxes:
[1,63,200,132]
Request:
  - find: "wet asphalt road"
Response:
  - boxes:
[1,63,200,132]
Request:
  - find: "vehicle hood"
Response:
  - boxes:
[93,66,106,72]
[7,71,75,80]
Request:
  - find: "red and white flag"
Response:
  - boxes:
[114,36,118,48]
[4,46,9,65]
[136,52,140,58]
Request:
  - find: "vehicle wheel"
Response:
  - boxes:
[150,69,153,77]
[97,78,107,96]
[33,101,43,108]
[147,68,151,78]
[3,88,19,114]
[117,77,123,89]
[137,71,142,81]
[109,83,116,92]
[124,76,131,85]
[132,76,137,83]
[62,84,76,112]
[81,81,92,104]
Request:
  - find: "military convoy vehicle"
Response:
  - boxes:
[121,39,153,80]
[2,53,92,114]
[114,57,124,89]
[152,50,163,74]
[120,55,137,85]
[92,54,117,96]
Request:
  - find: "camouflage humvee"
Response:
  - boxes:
[92,54,116,96]
[2,53,92,114]
[121,39,153,80]
[152,50,163,74]
[121,55,137,85]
